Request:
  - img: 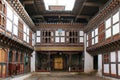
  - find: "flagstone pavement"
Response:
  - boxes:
[25,72,110,80]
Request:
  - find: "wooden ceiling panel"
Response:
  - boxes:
[19,0,109,24]
[80,6,99,16]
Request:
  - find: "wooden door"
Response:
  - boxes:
[54,57,63,69]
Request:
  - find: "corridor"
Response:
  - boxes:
[25,72,109,80]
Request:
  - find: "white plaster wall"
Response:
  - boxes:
[31,51,36,72]
[97,54,102,77]
[84,33,93,73]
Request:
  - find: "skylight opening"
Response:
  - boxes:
[44,0,75,11]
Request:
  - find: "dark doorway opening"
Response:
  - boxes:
[93,55,98,70]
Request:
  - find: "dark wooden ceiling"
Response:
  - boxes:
[19,0,108,24]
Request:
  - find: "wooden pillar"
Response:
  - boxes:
[24,53,26,73]
[6,49,9,77]
[22,53,24,74]
[28,53,31,72]
[48,52,51,71]
[69,54,72,71]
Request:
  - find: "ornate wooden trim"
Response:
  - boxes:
[35,23,85,29]
[0,32,33,53]
[35,46,84,51]
[6,0,35,31]
[85,0,119,32]
[87,40,120,55]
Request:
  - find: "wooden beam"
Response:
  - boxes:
[35,46,84,51]
[34,0,45,14]
[32,14,75,17]
[23,1,34,5]
[83,2,103,7]
[75,0,87,21]
[32,14,90,21]
[76,15,90,19]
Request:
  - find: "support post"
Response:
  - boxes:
[48,52,51,71]
[69,54,72,72]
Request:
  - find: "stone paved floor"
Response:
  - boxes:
[25,72,109,80]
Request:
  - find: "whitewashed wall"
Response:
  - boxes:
[84,33,93,73]
[97,54,102,76]
[31,51,36,72]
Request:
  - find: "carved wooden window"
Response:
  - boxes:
[13,14,18,26]
[95,28,98,44]
[32,33,35,46]
[23,24,27,41]
[112,11,119,35]
[110,52,117,75]
[103,50,120,77]
[26,28,29,43]
[105,11,120,39]
[7,6,13,20]
[41,31,53,43]
[6,19,12,32]
[6,6,13,32]
[105,18,112,39]
[6,5,19,36]
[36,31,41,43]
[92,39,94,45]
[103,53,109,74]
[37,31,41,36]
[79,31,84,43]
[66,31,78,43]
[55,37,59,42]
[113,23,119,35]
[106,28,111,39]
[118,50,120,77]
[18,21,23,40]
[110,52,116,62]
[23,24,30,43]
[55,29,65,43]
[91,28,98,45]
[13,14,18,36]
[113,11,119,24]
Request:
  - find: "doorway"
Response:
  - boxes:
[93,55,98,70]
[54,57,63,70]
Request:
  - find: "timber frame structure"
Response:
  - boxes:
[0,0,120,79]
[0,0,34,78]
